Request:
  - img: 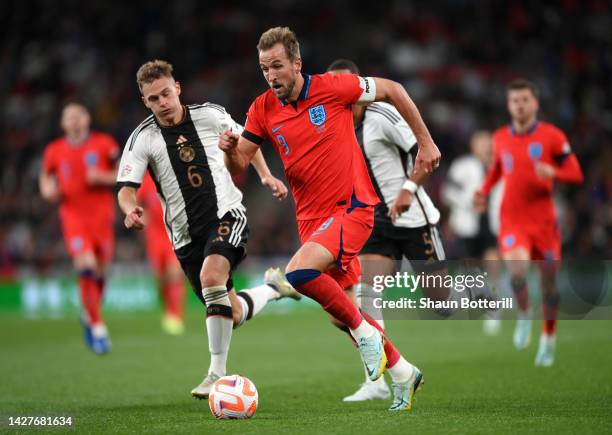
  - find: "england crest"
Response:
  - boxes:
[308,104,326,126]
[528,142,543,160]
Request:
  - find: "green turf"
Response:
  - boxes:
[1,310,611,434]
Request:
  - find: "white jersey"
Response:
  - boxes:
[357,102,440,228]
[117,103,245,250]
[442,154,503,237]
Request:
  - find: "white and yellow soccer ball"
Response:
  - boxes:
[208,375,258,419]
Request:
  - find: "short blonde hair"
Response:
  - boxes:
[136,60,174,92]
[257,27,301,61]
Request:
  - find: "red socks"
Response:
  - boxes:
[79,270,102,325]
[542,293,560,335]
[162,279,185,319]
[510,277,529,312]
[286,269,362,330]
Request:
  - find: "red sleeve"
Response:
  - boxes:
[554,154,583,183]
[42,143,57,174]
[242,99,267,145]
[478,135,503,196]
[549,128,583,184]
[323,73,364,106]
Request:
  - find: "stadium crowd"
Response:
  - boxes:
[1,0,610,276]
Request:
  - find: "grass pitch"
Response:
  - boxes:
[1,309,611,434]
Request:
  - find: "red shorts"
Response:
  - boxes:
[61,217,114,263]
[498,221,561,261]
[297,206,374,289]
[145,229,180,275]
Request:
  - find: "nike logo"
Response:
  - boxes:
[271,125,284,133]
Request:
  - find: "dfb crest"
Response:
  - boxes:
[308,105,326,126]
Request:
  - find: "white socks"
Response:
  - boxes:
[235,284,279,327]
[387,356,416,384]
[202,285,233,377]
[242,285,278,315]
[350,319,375,341]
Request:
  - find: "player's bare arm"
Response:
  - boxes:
[474,140,502,213]
[250,148,288,200]
[117,186,145,230]
[39,171,60,202]
[219,130,260,175]
[370,78,441,173]
[388,165,431,223]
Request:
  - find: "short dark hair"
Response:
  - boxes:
[136,59,174,92]
[257,27,301,62]
[326,59,360,75]
[506,78,539,99]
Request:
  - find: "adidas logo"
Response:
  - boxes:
[176,135,188,145]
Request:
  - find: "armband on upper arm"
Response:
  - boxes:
[357,77,376,104]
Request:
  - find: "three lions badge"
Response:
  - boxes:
[308,105,326,126]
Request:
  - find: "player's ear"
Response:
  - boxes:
[141,95,149,109]
[175,80,181,96]
[294,57,302,74]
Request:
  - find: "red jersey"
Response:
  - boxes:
[244,73,379,220]
[137,172,167,239]
[479,121,583,226]
[43,132,119,222]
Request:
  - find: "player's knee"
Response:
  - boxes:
[202,285,232,318]
[510,276,527,292]
[200,270,228,289]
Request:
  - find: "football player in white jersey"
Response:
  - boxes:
[117,60,301,399]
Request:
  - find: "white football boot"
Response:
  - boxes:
[483,310,502,336]
[191,372,221,399]
[388,367,424,411]
[534,333,556,367]
[343,377,391,402]
[357,328,387,381]
[264,267,302,300]
[513,312,532,349]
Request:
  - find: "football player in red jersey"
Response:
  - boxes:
[137,172,186,335]
[39,102,119,354]
[219,27,440,411]
[475,79,583,366]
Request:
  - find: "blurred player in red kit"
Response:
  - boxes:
[220,27,441,411]
[475,79,583,366]
[137,172,186,335]
[39,102,119,354]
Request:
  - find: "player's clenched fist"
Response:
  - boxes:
[415,142,441,174]
[124,206,145,230]
[218,130,240,153]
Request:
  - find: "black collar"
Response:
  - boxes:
[279,73,312,107]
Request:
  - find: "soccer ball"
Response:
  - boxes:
[208,375,258,419]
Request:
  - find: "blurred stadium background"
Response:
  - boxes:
[0,1,611,432]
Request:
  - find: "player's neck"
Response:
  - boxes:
[512,117,537,134]
[158,105,186,128]
[286,74,305,102]
[65,131,89,145]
